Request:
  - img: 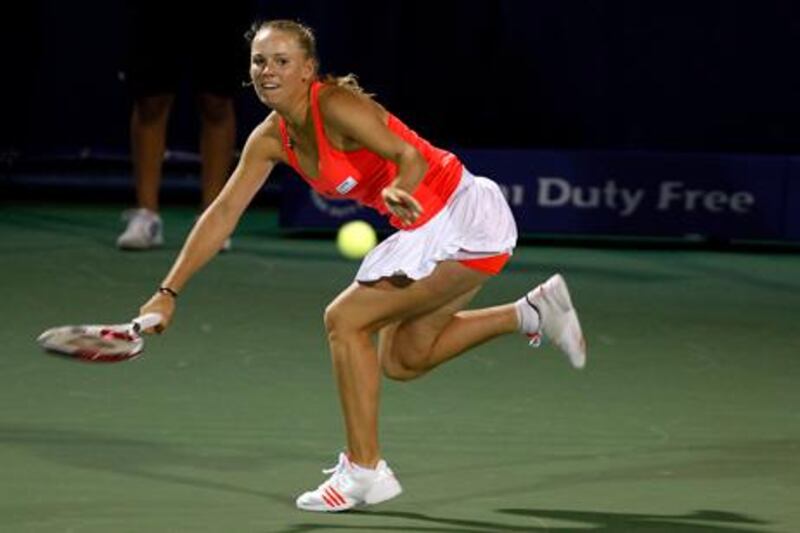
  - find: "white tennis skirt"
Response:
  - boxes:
[355,168,518,282]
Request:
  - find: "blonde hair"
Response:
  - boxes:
[321,73,372,96]
[247,19,370,95]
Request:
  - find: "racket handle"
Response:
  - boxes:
[132,313,163,333]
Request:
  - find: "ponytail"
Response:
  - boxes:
[322,73,374,97]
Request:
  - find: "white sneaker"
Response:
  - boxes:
[524,273,587,369]
[295,453,403,512]
[117,208,163,250]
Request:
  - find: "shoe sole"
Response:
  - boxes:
[547,274,587,369]
[296,477,402,512]
[548,274,572,312]
[117,236,164,250]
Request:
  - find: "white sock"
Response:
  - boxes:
[351,461,380,479]
[515,295,541,334]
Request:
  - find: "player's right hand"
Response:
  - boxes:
[139,292,175,334]
[381,185,423,226]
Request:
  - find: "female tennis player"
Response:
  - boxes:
[139,20,587,512]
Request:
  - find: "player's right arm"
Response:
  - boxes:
[139,114,285,331]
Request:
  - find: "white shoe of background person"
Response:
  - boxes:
[295,452,403,512]
[117,208,163,250]
[516,273,587,369]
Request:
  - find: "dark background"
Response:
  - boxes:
[3,0,800,163]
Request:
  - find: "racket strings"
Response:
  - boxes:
[99,328,137,342]
[37,314,161,363]
[40,326,143,361]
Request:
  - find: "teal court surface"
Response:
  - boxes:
[1,204,798,532]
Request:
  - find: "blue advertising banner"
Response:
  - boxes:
[279,149,798,242]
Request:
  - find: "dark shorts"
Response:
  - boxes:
[126,2,253,98]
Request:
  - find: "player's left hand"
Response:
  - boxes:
[381,186,423,225]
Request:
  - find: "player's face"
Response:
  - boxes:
[250,29,314,107]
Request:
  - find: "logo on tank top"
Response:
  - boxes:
[336,176,358,195]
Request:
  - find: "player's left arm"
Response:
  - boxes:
[321,87,427,224]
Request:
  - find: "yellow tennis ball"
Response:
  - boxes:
[337,220,377,259]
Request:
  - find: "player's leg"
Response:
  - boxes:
[296,261,485,512]
[378,284,519,381]
[324,261,487,465]
[380,272,588,380]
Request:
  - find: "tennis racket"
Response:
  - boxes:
[36,313,163,363]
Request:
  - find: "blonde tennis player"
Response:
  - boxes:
[139,20,587,512]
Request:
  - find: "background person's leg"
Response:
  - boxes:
[131,94,174,212]
[118,95,174,249]
[197,92,235,209]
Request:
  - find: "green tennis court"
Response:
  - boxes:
[1,204,798,532]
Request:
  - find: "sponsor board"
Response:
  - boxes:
[280,149,795,241]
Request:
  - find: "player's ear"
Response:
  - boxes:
[302,58,316,82]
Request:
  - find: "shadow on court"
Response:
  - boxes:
[0,424,290,505]
[282,508,771,532]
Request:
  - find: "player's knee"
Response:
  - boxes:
[323,302,339,335]
[323,301,356,341]
[325,296,377,340]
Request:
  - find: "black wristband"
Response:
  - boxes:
[158,286,178,298]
